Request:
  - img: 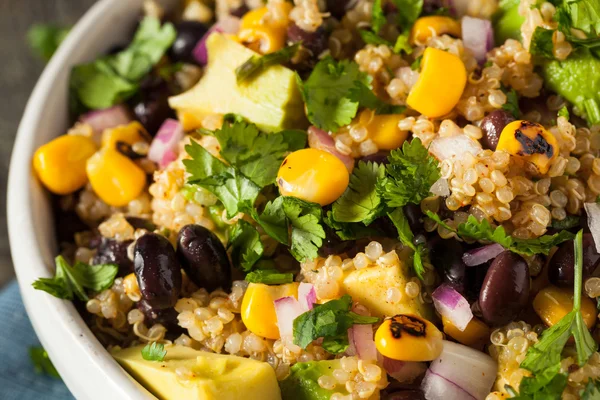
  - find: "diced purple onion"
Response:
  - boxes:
[348,304,377,361]
[192,16,240,65]
[148,119,185,168]
[382,357,427,383]
[80,104,131,139]
[461,16,494,64]
[462,243,505,267]
[308,126,355,172]
[431,283,473,331]
[298,282,317,311]
[584,202,600,253]
[422,341,497,400]
[274,296,304,338]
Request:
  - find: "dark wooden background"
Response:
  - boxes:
[0,0,97,286]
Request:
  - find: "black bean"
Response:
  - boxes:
[93,238,134,276]
[170,21,208,64]
[429,237,467,294]
[479,251,529,326]
[403,203,424,235]
[287,24,328,57]
[137,299,182,333]
[177,225,232,292]
[325,0,358,19]
[134,233,182,309]
[55,210,88,244]
[548,233,600,287]
[384,391,425,400]
[480,110,515,150]
[359,151,390,165]
[126,217,157,232]
[131,76,175,136]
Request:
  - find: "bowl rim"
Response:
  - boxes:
[7,0,161,398]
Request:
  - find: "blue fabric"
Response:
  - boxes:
[0,280,74,400]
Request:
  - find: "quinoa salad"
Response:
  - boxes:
[28,0,600,399]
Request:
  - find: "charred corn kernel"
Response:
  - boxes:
[86,148,146,207]
[533,285,596,329]
[238,5,291,54]
[496,120,559,174]
[33,135,97,195]
[241,282,299,340]
[358,110,409,150]
[177,110,203,131]
[406,47,467,118]
[375,314,443,361]
[101,122,149,149]
[410,16,462,44]
[442,315,490,348]
[123,273,141,301]
[277,148,350,206]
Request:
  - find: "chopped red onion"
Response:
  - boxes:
[429,135,482,162]
[308,126,355,173]
[584,202,600,253]
[432,284,473,331]
[348,324,377,362]
[148,119,185,168]
[382,357,427,383]
[462,243,505,267]
[192,16,240,65]
[274,296,304,338]
[422,341,497,400]
[461,16,494,64]
[80,105,131,139]
[298,282,317,311]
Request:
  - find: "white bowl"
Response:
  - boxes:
[7,0,177,398]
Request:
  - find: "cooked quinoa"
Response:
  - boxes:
[30,0,600,399]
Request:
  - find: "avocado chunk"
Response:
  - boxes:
[542,49,600,125]
[113,345,282,400]
[168,33,307,132]
[279,360,353,400]
[341,263,434,320]
[492,0,525,45]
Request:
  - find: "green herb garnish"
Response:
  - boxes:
[32,256,118,301]
[245,269,294,285]
[141,342,167,362]
[551,215,580,230]
[501,86,521,118]
[235,43,300,83]
[293,294,379,353]
[530,26,556,59]
[388,208,427,279]
[27,24,70,61]
[348,81,406,115]
[392,0,424,29]
[228,220,264,272]
[29,346,60,378]
[581,379,600,399]
[410,55,423,71]
[558,105,570,120]
[371,0,386,34]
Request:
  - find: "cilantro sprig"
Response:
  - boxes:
[348,81,406,115]
[293,295,379,354]
[501,86,521,118]
[388,208,427,279]
[245,269,294,285]
[424,211,574,256]
[32,256,119,301]
[235,43,300,83]
[141,342,167,362]
[511,231,597,399]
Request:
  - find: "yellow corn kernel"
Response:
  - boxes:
[375,314,443,361]
[277,148,350,206]
[358,109,409,150]
[496,120,559,174]
[442,315,490,348]
[101,121,149,149]
[533,285,596,329]
[177,110,204,132]
[123,273,141,301]
[238,5,291,54]
[33,134,97,195]
[241,282,299,340]
[410,16,461,44]
[86,148,146,207]
[406,47,467,118]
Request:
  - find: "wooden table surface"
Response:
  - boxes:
[0,0,96,285]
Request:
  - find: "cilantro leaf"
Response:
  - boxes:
[388,208,426,279]
[348,81,406,115]
[324,211,383,241]
[32,256,118,301]
[29,346,60,379]
[530,27,556,59]
[551,215,580,230]
[228,220,264,272]
[378,138,441,208]
[298,57,370,132]
[394,33,413,54]
[581,379,600,399]
[561,0,600,37]
[558,105,570,120]
[293,294,379,353]
[359,30,412,55]
[282,197,326,262]
[27,24,70,61]
[333,161,386,224]
[255,197,290,245]
[410,55,423,71]
[70,17,175,110]
[501,86,521,118]
[235,43,300,83]
[184,140,261,218]
[213,121,306,187]
[392,0,424,29]
[371,0,386,34]
[141,342,167,361]
[245,269,294,284]
[359,29,393,46]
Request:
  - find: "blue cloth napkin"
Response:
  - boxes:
[0,280,74,400]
